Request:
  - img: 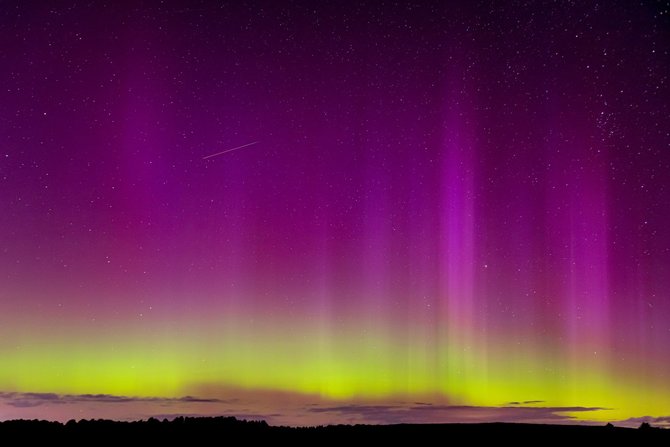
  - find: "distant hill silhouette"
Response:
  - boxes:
[0,417,666,442]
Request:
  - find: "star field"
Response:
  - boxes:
[0,0,669,426]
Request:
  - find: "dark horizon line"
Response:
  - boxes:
[0,415,666,430]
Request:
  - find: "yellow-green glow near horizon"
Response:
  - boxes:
[2,314,669,423]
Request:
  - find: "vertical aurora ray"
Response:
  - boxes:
[439,85,478,402]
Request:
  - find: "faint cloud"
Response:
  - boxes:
[614,415,670,428]
[0,391,229,408]
[0,389,611,427]
[307,403,607,425]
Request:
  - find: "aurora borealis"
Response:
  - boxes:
[1,0,669,426]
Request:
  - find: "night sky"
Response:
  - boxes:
[1,1,669,426]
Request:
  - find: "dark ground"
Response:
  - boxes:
[0,417,667,442]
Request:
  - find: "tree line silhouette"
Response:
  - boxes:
[0,416,666,442]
